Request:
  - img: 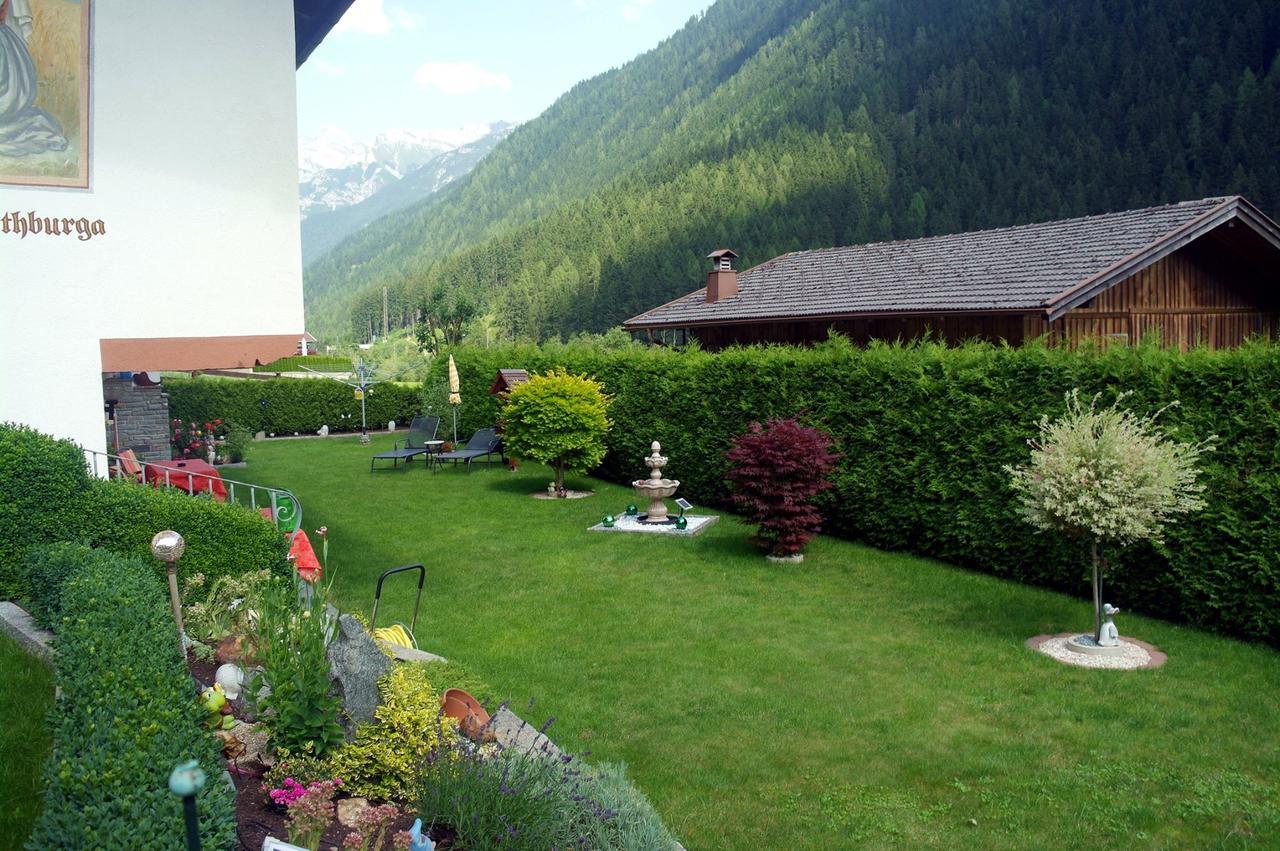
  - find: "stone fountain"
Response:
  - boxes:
[632,441,679,523]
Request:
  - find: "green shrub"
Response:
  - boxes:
[248,583,344,757]
[79,479,290,601]
[166,376,423,435]
[220,421,253,463]
[579,762,681,850]
[327,663,455,802]
[430,338,1280,643]
[24,543,116,629]
[415,748,678,850]
[27,550,235,850]
[0,423,91,600]
[500,369,611,492]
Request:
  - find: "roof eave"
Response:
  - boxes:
[1045,196,1280,321]
[625,306,1036,332]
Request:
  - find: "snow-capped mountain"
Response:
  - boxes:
[301,122,517,266]
[298,123,507,218]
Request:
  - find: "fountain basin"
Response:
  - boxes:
[632,479,680,523]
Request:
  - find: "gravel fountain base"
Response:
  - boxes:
[588,513,719,536]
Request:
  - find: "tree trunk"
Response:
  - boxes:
[554,464,566,495]
[1091,540,1103,642]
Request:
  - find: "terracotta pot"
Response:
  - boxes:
[442,688,493,743]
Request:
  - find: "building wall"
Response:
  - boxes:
[102,375,170,462]
[1027,239,1279,349]
[0,1,303,457]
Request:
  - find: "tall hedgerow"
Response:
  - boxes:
[430,337,1280,643]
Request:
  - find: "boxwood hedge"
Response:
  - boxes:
[0,422,92,600]
[166,375,423,436]
[430,337,1280,644]
[0,424,290,606]
[79,479,291,596]
[27,548,236,850]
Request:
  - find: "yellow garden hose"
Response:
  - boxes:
[373,623,417,650]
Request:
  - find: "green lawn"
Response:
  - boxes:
[238,434,1280,849]
[0,633,53,850]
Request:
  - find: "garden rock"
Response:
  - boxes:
[214,634,253,665]
[490,707,564,761]
[337,797,370,828]
[230,721,273,766]
[326,614,392,737]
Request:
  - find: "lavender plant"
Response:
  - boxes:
[1006,390,1214,640]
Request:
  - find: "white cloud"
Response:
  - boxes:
[389,7,425,30]
[334,0,391,35]
[333,0,424,35]
[312,59,347,77]
[413,61,512,96]
[620,0,654,22]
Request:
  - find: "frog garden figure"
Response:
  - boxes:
[201,683,236,730]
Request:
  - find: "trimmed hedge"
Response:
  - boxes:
[430,338,1280,644]
[0,422,91,600]
[253,355,352,373]
[79,479,291,596]
[166,375,423,436]
[0,424,290,606]
[27,547,236,850]
[24,542,120,629]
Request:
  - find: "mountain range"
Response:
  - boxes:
[303,0,1280,342]
[299,123,515,265]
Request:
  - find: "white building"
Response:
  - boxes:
[0,1,352,457]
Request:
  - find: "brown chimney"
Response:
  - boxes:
[705,248,739,304]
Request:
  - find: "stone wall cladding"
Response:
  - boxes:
[103,376,171,462]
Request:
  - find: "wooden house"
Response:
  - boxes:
[623,196,1280,350]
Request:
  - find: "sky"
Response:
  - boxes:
[296,0,713,142]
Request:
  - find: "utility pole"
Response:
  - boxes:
[382,287,389,338]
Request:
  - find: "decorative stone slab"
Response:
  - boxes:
[378,641,448,664]
[327,613,394,737]
[1026,632,1167,670]
[588,514,719,536]
[489,707,565,760]
[0,601,55,664]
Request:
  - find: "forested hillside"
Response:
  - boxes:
[304,0,1280,342]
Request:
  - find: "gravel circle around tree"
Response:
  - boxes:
[1027,633,1167,670]
[530,489,595,499]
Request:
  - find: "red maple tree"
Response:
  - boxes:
[725,418,840,558]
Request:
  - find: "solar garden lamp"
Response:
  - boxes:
[150,530,188,658]
[168,759,205,851]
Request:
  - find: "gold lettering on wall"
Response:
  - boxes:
[1,211,106,241]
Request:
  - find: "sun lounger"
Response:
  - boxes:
[370,416,441,471]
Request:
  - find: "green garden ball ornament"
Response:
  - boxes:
[675,516,688,530]
[603,514,616,528]
[625,503,638,516]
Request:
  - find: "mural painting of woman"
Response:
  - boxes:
[0,0,70,158]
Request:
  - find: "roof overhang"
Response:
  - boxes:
[1044,196,1280,321]
[101,335,306,372]
[624,306,1033,332]
[295,0,357,67]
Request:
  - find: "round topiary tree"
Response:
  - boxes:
[725,418,840,559]
[500,369,611,497]
[1006,390,1215,641]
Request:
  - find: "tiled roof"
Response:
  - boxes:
[625,196,1256,329]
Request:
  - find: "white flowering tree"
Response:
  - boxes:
[1006,390,1214,641]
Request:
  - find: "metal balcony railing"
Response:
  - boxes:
[83,449,303,542]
